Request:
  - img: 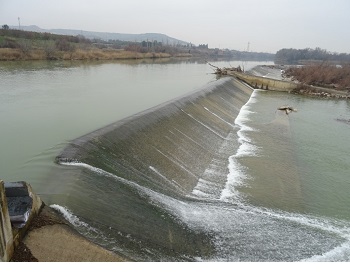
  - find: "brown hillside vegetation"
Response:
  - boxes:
[285,64,350,91]
[0,27,275,61]
[0,28,190,61]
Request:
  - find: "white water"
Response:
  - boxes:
[57,93,350,261]
[220,90,260,202]
[7,59,345,261]
[55,170,349,262]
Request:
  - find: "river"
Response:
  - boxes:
[1,59,349,261]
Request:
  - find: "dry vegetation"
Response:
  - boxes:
[0,28,191,61]
[0,27,275,61]
[275,47,350,65]
[0,47,178,61]
[285,63,350,91]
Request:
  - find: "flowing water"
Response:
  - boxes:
[1,59,349,261]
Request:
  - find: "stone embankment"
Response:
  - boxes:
[294,86,350,99]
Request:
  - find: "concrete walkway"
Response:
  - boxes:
[11,205,129,262]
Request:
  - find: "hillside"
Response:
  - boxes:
[1,26,275,61]
[11,25,190,46]
[0,27,192,61]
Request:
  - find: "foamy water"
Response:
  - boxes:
[59,159,350,261]
[50,204,90,228]
[44,64,350,261]
[9,60,348,261]
[220,90,260,202]
[56,88,350,261]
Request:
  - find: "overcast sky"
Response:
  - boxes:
[1,0,349,53]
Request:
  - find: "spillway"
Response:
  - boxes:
[55,77,253,260]
[53,76,346,261]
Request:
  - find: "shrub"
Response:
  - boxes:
[285,63,350,90]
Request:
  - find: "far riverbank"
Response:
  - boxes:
[0,47,192,61]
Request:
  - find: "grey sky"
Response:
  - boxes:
[1,0,349,53]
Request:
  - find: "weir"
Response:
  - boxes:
[228,70,298,91]
[56,77,254,260]
[228,68,350,98]
[57,77,253,196]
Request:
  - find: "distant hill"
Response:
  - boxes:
[10,25,190,46]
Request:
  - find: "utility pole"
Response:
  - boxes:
[18,17,21,30]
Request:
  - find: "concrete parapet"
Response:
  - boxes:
[0,180,14,262]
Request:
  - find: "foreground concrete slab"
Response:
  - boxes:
[12,205,130,262]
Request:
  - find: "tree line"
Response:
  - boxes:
[275,47,350,64]
[0,27,90,44]
[1,25,275,61]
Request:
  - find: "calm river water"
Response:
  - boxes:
[1,59,349,261]
[0,59,230,183]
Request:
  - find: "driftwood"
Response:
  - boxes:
[336,118,350,125]
[278,106,297,115]
[207,62,243,75]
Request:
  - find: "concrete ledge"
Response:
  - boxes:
[228,71,298,92]
[2,180,128,262]
[1,180,42,261]
[12,205,129,262]
[228,70,350,99]
[0,180,14,262]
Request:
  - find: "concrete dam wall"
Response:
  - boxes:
[1,76,254,261]
[228,71,298,92]
[55,77,254,260]
[57,77,253,199]
[229,70,350,99]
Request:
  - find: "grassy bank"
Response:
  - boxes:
[0,47,192,61]
[0,27,276,62]
[0,28,191,61]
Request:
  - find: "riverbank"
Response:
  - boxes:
[0,28,194,61]
[11,204,130,262]
[0,47,192,61]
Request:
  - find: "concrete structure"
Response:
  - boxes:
[228,70,298,92]
[228,70,350,98]
[0,180,42,262]
[0,180,14,262]
[1,180,127,262]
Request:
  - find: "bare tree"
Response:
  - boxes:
[18,39,32,56]
[43,41,56,60]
